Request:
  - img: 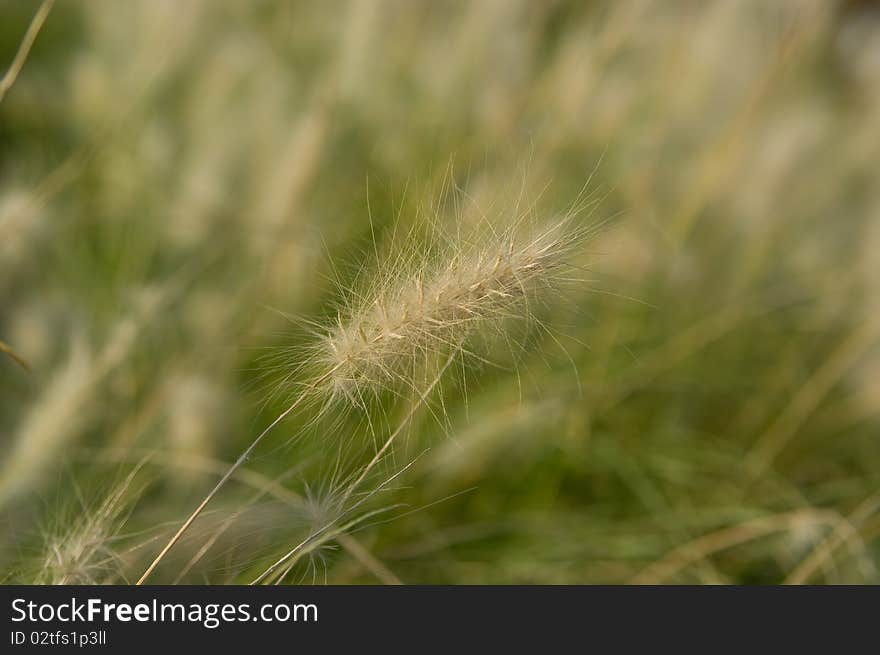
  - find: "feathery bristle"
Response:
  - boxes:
[319,221,574,402]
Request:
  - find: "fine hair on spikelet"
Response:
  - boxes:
[33,465,144,585]
[304,216,583,409]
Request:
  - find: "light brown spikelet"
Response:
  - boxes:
[37,466,143,585]
[319,220,575,402]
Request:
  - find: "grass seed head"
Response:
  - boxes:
[317,219,577,404]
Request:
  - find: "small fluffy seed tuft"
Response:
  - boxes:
[318,221,575,402]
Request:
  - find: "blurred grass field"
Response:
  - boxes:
[1,0,879,584]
